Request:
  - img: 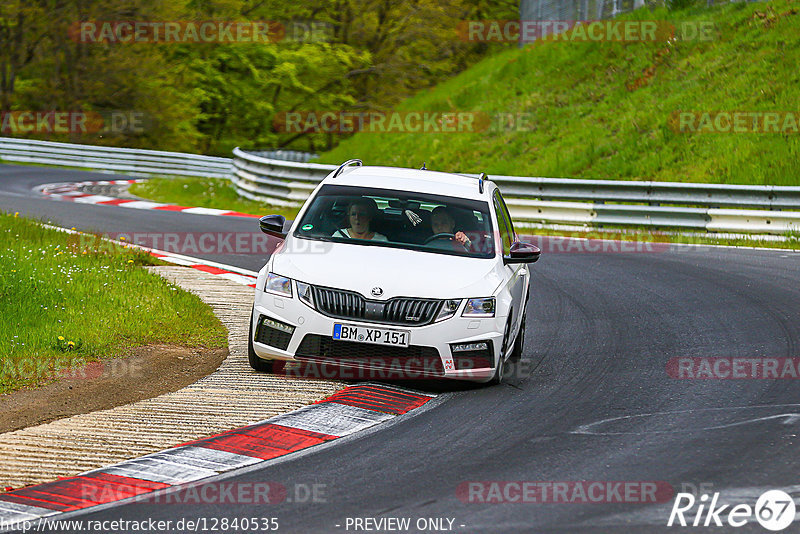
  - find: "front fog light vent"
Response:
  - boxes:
[256,316,295,351]
[451,342,489,353]
[449,340,493,370]
[262,317,295,334]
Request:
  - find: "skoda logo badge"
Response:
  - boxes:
[371,287,383,297]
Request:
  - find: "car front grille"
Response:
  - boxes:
[314,286,366,320]
[295,334,444,377]
[312,286,441,326]
[383,298,440,325]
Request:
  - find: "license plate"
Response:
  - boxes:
[332,323,410,347]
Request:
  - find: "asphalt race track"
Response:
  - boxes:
[3,163,800,533]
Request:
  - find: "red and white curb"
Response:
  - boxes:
[147,250,258,288]
[37,180,260,219]
[0,384,435,529]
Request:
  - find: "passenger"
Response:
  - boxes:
[332,198,388,241]
[430,206,470,246]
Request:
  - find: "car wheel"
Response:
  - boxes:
[490,316,512,385]
[510,310,526,362]
[248,311,275,373]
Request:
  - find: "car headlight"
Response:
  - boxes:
[264,273,292,297]
[435,299,462,322]
[296,281,314,307]
[462,297,495,317]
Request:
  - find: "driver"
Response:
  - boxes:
[430,206,470,247]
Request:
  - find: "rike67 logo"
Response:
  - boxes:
[668,490,796,531]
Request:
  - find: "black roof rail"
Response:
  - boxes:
[454,172,488,193]
[332,159,362,178]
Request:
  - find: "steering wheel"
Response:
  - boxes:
[424,233,469,251]
[424,232,455,244]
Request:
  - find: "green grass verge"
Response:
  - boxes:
[0,212,228,395]
[130,177,300,219]
[316,0,800,185]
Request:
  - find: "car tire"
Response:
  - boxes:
[489,354,505,385]
[490,316,512,385]
[510,310,526,363]
[248,311,275,373]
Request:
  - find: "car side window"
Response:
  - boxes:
[493,192,512,255]
[496,191,516,242]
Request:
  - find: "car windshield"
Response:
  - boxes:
[293,184,495,258]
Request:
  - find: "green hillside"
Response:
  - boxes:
[317,0,800,185]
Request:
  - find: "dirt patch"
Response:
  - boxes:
[0,344,227,433]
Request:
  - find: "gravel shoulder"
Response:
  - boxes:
[0,266,343,489]
[0,344,227,434]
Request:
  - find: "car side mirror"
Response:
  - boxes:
[259,215,287,239]
[504,241,541,264]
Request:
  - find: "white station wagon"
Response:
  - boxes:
[248,160,540,383]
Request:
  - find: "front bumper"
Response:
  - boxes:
[251,290,506,382]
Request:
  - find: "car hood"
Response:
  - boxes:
[271,238,502,299]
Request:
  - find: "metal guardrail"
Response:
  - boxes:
[492,176,800,210]
[0,137,231,179]
[248,149,318,163]
[1,138,796,235]
[231,147,336,207]
[519,0,645,40]
[492,176,800,234]
[231,147,800,235]
[517,0,763,43]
